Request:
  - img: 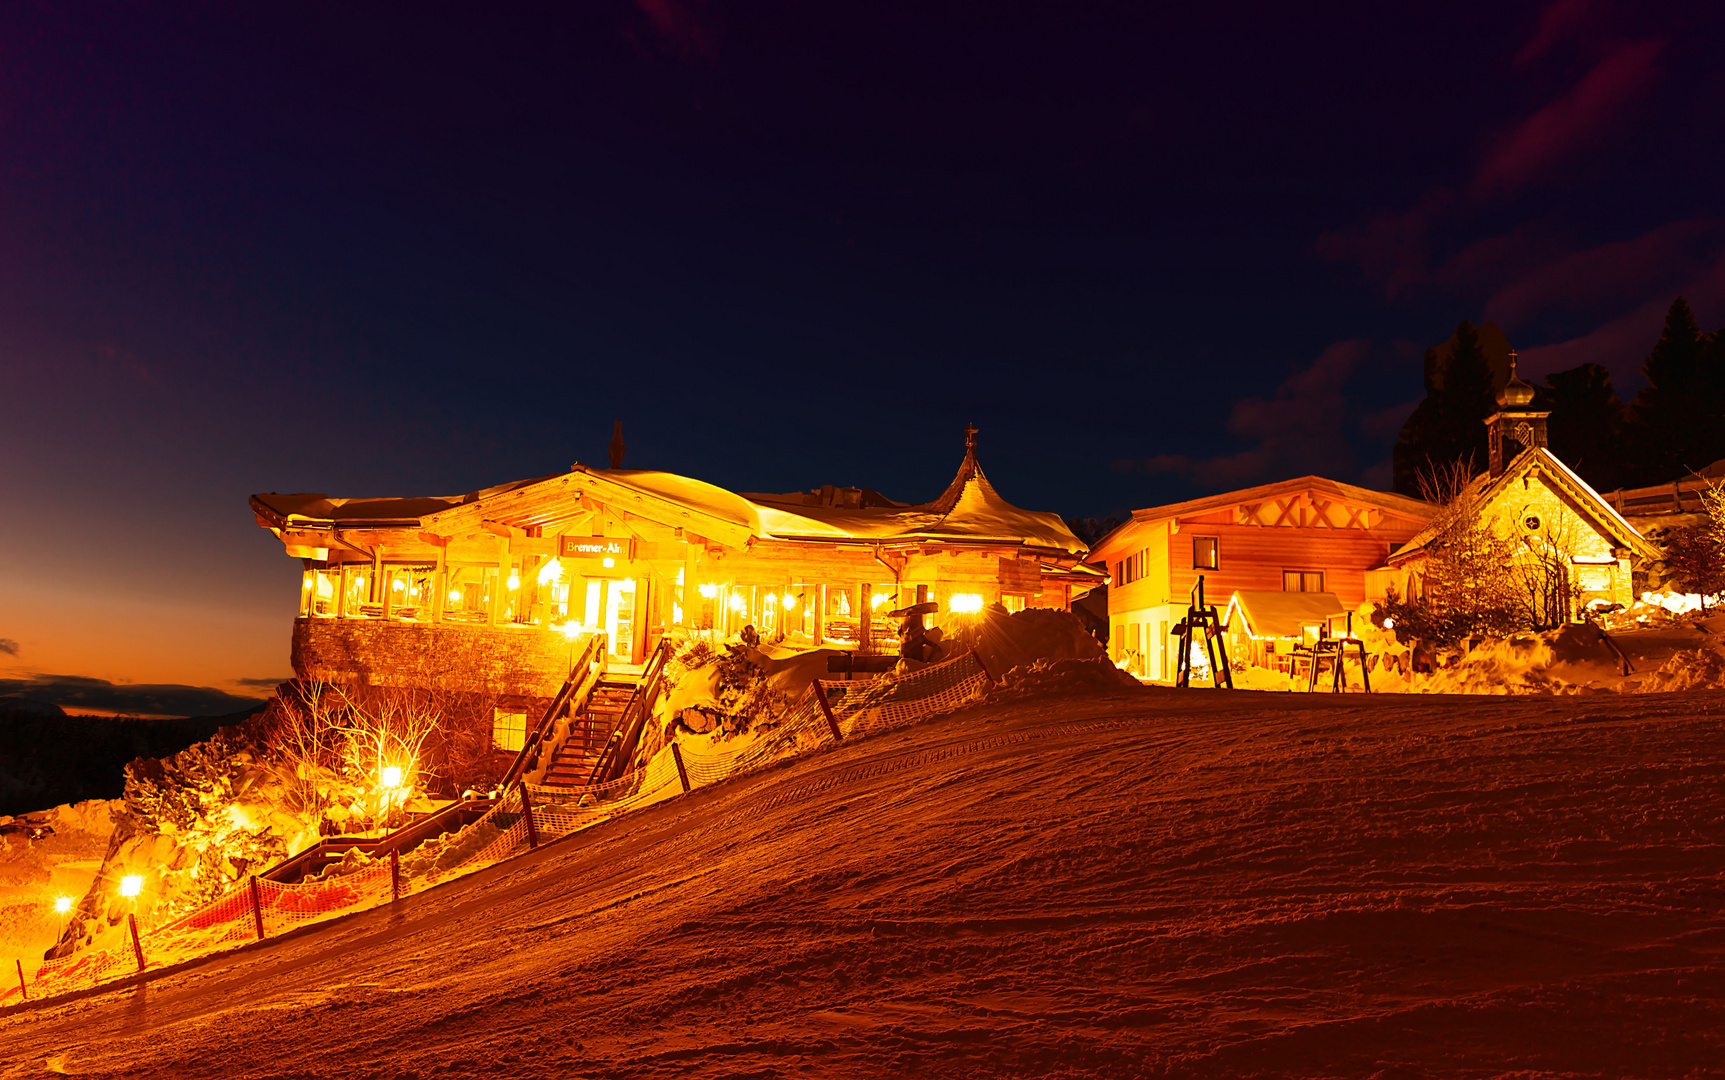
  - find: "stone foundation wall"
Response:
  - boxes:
[291,618,587,697]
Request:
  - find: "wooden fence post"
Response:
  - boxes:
[812,682,842,742]
[671,742,691,793]
[248,876,266,941]
[15,958,26,1001]
[518,783,539,850]
[390,849,402,903]
[127,913,145,972]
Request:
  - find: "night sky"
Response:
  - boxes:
[3,1,1722,713]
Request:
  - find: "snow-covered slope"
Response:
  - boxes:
[3,686,1722,1078]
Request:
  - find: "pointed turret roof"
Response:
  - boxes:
[742,425,1088,553]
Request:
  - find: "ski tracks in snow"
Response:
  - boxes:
[2,687,1723,1078]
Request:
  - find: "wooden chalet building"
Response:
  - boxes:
[1094,360,1661,681]
[1380,366,1660,613]
[1089,478,1436,680]
[251,429,1098,716]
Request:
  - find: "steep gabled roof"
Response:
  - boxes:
[1388,447,1660,565]
[1091,475,1435,561]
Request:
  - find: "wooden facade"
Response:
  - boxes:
[1382,446,1660,613]
[1090,478,1436,681]
[253,438,1099,715]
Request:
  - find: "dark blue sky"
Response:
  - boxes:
[2,0,1722,705]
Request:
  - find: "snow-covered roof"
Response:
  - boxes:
[1388,447,1660,565]
[251,476,556,528]
[747,444,1085,553]
[1225,590,1345,639]
[253,437,1086,555]
[1091,475,1435,562]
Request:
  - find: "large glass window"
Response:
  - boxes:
[1283,570,1325,592]
[824,584,859,646]
[343,565,379,617]
[386,566,435,620]
[444,565,498,623]
[303,568,340,616]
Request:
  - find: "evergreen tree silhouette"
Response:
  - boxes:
[1631,296,1725,483]
[1542,363,1629,492]
[1392,320,1497,496]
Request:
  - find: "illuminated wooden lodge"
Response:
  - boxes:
[251,428,1099,709]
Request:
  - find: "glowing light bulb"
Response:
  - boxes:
[380,765,404,789]
[950,593,984,614]
[558,621,583,639]
[728,595,746,612]
[1383,617,1396,629]
[601,557,615,568]
[507,573,521,591]
[782,594,797,611]
[447,590,462,603]
[53,895,72,914]
[119,875,143,899]
[698,583,718,599]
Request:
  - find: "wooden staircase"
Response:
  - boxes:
[540,674,642,787]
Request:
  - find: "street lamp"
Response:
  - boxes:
[117,875,146,971]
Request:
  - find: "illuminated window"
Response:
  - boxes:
[824,585,859,646]
[385,566,435,620]
[342,564,378,617]
[1115,548,1152,586]
[492,709,527,752]
[444,565,498,623]
[303,568,339,617]
[1282,570,1324,592]
[1192,537,1219,571]
[1002,595,1026,613]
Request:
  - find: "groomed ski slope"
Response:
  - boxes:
[4,685,1723,1079]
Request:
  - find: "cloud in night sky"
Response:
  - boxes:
[1474,39,1664,196]
[0,638,18,656]
[0,675,267,718]
[1113,340,1388,490]
[1515,0,1602,65]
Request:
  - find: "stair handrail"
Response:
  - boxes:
[594,635,676,785]
[498,632,607,793]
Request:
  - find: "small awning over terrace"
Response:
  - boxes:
[1225,590,1346,640]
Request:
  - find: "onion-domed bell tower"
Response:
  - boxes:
[1485,349,1549,477]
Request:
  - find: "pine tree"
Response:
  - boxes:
[1630,296,1725,484]
[1543,363,1629,492]
[1393,320,1498,496]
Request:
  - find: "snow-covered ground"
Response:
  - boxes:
[2,684,1722,1078]
[0,802,117,967]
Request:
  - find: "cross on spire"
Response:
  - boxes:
[964,422,978,451]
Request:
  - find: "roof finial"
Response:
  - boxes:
[964,422,978,453]
[1507,348,1518,378]
[608,421,626,469]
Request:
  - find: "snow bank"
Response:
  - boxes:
[980,657,1140,701]
[942,606,1107,676]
